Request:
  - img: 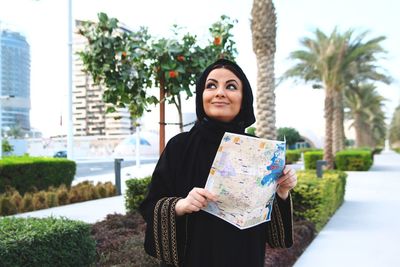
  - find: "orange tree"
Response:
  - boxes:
[78,13,237,152]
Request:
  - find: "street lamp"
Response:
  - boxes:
[0,95,15,159]
[67,0,74,160]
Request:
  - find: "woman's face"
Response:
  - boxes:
[202,68,243,122]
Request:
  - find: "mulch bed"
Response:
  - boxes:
[265,220,316,267]
[92,213,316,267]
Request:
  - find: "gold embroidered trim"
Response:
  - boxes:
[289,193,294,243]
[271,203,280,247]
[161,198,172,264]
[153,197,167,260]
[273,198,286,247]
[170,198,181,267]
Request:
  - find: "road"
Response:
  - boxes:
[75,158,158,178]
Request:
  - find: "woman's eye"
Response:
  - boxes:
[226,84,237,90]
[206,83,217,89]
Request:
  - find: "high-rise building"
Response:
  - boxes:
[0,29,31,133]
[72,20,134,136]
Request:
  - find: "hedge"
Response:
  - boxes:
[0,157,76,194]
[291,170,347,231]
[303,149,374,171]
[0,217,96,267]
[125,176,152,212]
[286,150,301,164]
[335,150,373,171]
[303,151,324,169]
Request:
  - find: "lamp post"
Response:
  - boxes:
[0,95,15,159]
[67,0,74,160]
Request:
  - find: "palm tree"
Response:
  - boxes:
[389,106,400,147]
[251,0,277,139]
[283,29,388,168]
[283,29,348,168]
[345,83,386,147]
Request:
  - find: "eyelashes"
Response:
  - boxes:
[206,83,217,89]
[205,83,237,90]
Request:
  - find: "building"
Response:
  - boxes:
[72,20,134,136]
[0,29,31,133]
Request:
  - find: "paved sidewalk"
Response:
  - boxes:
[14,163,157,224]
[294,150,400,267]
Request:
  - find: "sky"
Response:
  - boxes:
[1,0,399,140]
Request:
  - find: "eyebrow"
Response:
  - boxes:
[226,79,239,85]
[206,78,239,85]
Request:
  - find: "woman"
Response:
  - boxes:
[139,58,297,267]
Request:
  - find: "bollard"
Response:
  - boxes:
[316,160,327,178]
[114,158,124,195]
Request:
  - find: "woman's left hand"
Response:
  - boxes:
[276,165,297,200]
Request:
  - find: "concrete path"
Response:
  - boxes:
[294,150,400,267]
[13,163,157,224]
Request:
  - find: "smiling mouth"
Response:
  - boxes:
[212,102,229,105]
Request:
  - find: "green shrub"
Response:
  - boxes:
[21,193,34,212]
[46,192,59,208]
[246,126,256,136]
[0,182,116,216]
[372,147,383,155]
[335,150,373,171]
[10,190,23,212]
[0,217,96,267]
[97,183,107,198]
[0,156,76,194]
[0,195,18,215]
[298,148,323,153]
[57,185,70,205]
[291,170,347,231]
[32,191,48,210]
[286,150,301,164]
[125,176,152,212]
[303,151,323,169]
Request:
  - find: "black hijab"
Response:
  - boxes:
[195,58,256,134]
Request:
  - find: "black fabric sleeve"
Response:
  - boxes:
[265,192,294,248]
[139,138,186,267]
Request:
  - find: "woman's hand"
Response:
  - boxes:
[276,165,298,200]
[175,187,217,216]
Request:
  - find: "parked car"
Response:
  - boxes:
[53,150,67,158]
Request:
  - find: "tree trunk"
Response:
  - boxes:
[175,94,184,133]
[333,90,345,153]
[251,0,277,140]
[354,112,363,147]
[324,90,335,169]
[159,77,166,155]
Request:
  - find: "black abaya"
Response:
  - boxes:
[139,59,293,267]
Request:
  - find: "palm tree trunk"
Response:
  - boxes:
[251,0,277,140]
[255,56,277,139]
[333,90,345,153]
[354,113,363,147]
[324,90,335,169]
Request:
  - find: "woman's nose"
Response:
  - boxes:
[215,86,226,97]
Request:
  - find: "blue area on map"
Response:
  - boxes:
[265,202,273,221]
[261,143,286,186]
[223,135,231,142]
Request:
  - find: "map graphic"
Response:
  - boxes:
[203,132,286,230]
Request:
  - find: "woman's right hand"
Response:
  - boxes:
[175,187,217,216]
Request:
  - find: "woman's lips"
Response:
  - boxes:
[212,102,229,105]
